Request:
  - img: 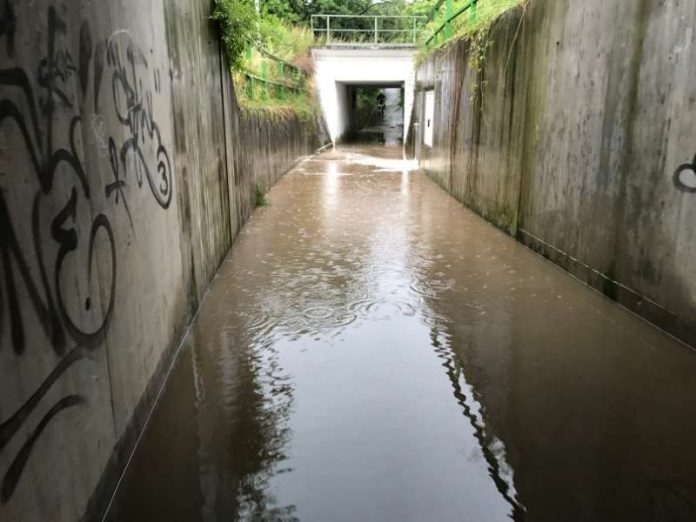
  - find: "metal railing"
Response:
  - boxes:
[311,14,427,47]
[424,0,479,48]
[242,44,307,102]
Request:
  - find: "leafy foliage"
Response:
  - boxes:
[261,0,403,23]
[234,71,320,122]
[212,0,318,119]
[424,0,524,49]
[402,0,438,18]
[213,0,523,119]
[259,16,314,60]
[254,182,270,207]
[211,0,257,69]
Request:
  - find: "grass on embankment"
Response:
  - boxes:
[212,1,319,121]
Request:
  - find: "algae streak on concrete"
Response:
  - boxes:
[412,0,696,347]
[0,1,322,521]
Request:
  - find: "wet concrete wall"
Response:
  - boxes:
[233,112,325,227]
[413,0,696,348]
[0,1,322,521]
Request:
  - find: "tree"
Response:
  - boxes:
[212,0,257,69]
[261,0,422,25]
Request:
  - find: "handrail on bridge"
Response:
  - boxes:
[242,41,308,102]
[256,46,306,76]
[311,14,427,47]
[424,0,479,48]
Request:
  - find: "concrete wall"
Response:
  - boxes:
[313,47,415,142]
[0,1,322,521]
[413,0,696,348]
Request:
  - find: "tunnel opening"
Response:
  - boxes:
[342,83,405,146]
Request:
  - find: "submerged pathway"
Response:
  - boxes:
[107,146,696,522]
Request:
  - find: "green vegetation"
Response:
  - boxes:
[422,0,525,52]
[353,86,383,128]
[418,0,525,89]
[261,0,412,23]
[211,0,524,118]
[211,0,257,70]
[212,1,318,120]
[254,182,270,207]
[232,23,318,121]
[357,87,382,114]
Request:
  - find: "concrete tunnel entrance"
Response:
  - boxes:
[312,48,416,145]
[344,83,405,145]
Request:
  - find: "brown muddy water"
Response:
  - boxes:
[106,146,696,522]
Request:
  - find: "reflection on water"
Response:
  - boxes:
[107,146,696,522]
[429,328,524,519]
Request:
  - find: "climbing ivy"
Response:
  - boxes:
[420,0,525,70]
[467,17,497,103]
[417,0,525,103]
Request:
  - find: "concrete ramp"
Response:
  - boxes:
[312,48,416,143]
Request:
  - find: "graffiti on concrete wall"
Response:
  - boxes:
[105,29,173,225]
[674,154,696,193]
[0,4,172,502]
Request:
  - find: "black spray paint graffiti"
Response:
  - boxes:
[0,1,15,58]
[104,31,172,227]
[674,154,696,193]
[0,6,172,502]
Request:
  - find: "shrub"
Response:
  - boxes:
[212,2,319,120]
[211,0,257,70]
[254,182,270,207]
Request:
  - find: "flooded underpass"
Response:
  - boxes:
[107,146,696,522]
[347,87,404,146]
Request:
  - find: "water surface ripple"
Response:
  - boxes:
[108,146,696,522]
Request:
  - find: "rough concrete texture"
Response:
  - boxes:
[0,1,323,521]
[413,0,696,348]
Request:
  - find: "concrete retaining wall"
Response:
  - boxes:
[413,0,696,348]
[0,1,322,521]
